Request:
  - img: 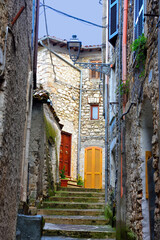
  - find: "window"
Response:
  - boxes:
[134,0,144,39]
[90,60,101,79]
[109,0,118,46]
[91,105,99,120]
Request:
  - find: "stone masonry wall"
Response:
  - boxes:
[37,47,80,179]
[78,54,105,187]
[125,1,160,239]
[0,0,32,239]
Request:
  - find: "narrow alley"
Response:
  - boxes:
[0,0,160,240]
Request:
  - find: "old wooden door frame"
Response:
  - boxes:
[60,131,72,176]
[84,146,102,189]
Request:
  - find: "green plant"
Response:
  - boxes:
[116,79,130,96]
[104,203,116,226]
[60,166,66,179]
[131,33,147,71]
[77,174,84,186]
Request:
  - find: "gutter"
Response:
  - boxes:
[39,39,82,177]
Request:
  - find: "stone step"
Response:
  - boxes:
[67,183,82,188]
[43,215,109,226]
[42,201,104,210]
[38,209,104,216]
[43,223,116,239]
[55,191,105,198]
[58,187,104,193]
[49,196,105,203]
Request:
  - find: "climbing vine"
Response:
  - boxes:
[131,33,147,77]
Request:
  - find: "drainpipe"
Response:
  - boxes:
[116,0,123,235]
[39,39,82,178]
[77,72,82,177]
[102,0,108,204]
[121,0,128,198]
[33,0,40,89]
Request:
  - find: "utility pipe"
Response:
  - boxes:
[122,0,128,84]
[102,0,108,204]
[33,0,40,89]
[39,40,82,178]
[120,0,128,199]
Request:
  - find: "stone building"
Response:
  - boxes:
[106,0,160,239]
[37,36,105,188]
[0,1,34,239]
[28,89,63,203]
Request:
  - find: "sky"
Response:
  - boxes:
[39,0,103,46]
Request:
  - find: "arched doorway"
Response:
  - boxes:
[84,147,102,189]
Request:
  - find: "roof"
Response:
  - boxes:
[33,89,63,130]
[38,36,102,52]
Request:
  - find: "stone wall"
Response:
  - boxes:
[0,0,33,239]
[37,47,80,179]
[78,54,105,187]
[107,0,160,239]
[28,99,61,203]
[124,1,160,239]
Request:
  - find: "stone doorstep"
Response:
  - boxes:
[43,215,109,225]
[38,209,104,217]
[55,191,105,198]
[49,196,105,203]
[42,202,104,210]
[43,223,116,239]
[58,187,105,193]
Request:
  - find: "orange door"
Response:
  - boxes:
[84,147,102,189]
[59,132,71,176]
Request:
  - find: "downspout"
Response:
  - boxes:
[77,72,82,177]
[116,0,123,236]
[33,0,40,89]
[102,0,108,204]
[39,39,82,178]
[121,0,128,198]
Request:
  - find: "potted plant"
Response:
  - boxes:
[59,167,68,187]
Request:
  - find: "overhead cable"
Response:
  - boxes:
[40,3,106,28]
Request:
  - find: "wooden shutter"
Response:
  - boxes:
[90,60,101,79]
[145,151,152,199]
[84,147,102,189]
[109,0,118,45]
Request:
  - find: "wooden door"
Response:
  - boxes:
[59,132,71,176]
[84,147,102,189]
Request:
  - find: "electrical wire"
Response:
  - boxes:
[40,2,106,28]
[43,0,57,80]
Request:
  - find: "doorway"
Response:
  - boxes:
[59,132,71,176]
[84,147,102,189]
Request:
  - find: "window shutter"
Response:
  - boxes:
[134,0,144,39]
[109,0,118,45]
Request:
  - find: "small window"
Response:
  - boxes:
[90,60,101,79]
[134,0,144,39]
[91,105,99,120]
[109,0,118,46]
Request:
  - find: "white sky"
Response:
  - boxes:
[39,0,103,46]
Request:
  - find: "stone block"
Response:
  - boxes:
[16,214,43,240]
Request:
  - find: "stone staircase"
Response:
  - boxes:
[38,187,116,239]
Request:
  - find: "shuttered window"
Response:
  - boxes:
[134,0,144,39]
[109,0,118,45]
[90,60,101,79]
